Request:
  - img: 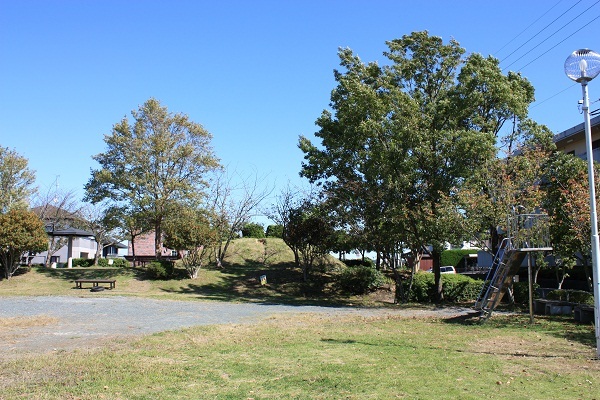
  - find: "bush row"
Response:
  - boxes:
[71,257,130,268]
[403,273,483,303]
[337,265,386,295]
[546,289,593,304]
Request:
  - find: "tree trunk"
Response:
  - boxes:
[94,242,102,266]
[154,222,162,259]
[432,249,443,303]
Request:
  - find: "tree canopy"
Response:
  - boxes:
[0,147,36,213]
[299,31,536,300]
[85,98,220,258]
[0,208,48,279]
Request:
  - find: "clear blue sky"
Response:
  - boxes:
[1,0,599,211]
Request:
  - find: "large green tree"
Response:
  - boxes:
[0,208,47,279]
[0,147,36,213]
[299,31,535,301]
[85,98,220,258]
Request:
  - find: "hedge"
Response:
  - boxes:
[403,272,483,303]
[440,249,478,268]
[547,289,593,305]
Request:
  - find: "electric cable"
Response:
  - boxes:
[494,0,564,57]
[503,2,600,71]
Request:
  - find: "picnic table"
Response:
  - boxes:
[74,279,116,290]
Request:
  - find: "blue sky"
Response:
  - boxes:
[1,0,599,213]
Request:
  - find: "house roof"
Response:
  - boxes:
[554,114,600,148]
[48,226,94,237]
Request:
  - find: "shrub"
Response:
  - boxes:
[403,272,482,303]
[241,223,265,238]
[547,289,593,305]
[110,258,129,268]
[440,249,478,268]
[265,224,283,238]
[71,258,94,268]
[511,281,540,304]
[97,258,109,267]
[337,265,386,295]
[146,260,174,280]
[343,258,375,268]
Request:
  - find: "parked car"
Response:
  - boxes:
[424,266,456,274]
[440,266,456,274]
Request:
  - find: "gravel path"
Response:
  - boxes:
[1,296,475,357]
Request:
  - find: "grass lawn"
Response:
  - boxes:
[1,238,599,398]
[0,313,598,399]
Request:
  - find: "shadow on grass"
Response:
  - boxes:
[33,266,143,288]
[443,309,596,349]
[159,260,357,307]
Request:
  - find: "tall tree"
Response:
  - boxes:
[0,209,47,279]
[543,152,597,290]
[80,202,122,265]
[299,31,535,301]
[206,169,272,268]
[31,187,82,267]
[0,147,36,213]
[163,205,217,279]
[85,98,220,258]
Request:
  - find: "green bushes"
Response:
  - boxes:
[342,258,375,268]
[241,223,265,238]
[440,249,478,268]
[265,224,283,238]
[72,257,129,268]
[337,265,386,295]
[71,258,94,267]
[404,273,483,303]
[547,289,593,305]
[511,281,539,304]
[146,260,174,280]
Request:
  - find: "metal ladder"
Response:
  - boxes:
[475,238,526,319]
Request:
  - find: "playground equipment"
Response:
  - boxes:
[474,213,552,320]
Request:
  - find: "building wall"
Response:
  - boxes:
[29,237,98,265]
[129,231,176,257]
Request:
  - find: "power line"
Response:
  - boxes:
[494,0,564,57]
[503,1,600,71]
[513,13,600,73]
[530,83,578,109]
[500,0,583,64]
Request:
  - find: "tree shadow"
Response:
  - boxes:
[159,260,355,306]
[443,310,596,349]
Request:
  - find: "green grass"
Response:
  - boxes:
[0,238,362,305]
[1,238,599,398]
[1,313,598,399]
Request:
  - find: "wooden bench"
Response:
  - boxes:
[74,279,116,290]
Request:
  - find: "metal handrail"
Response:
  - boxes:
[475,237,513,309]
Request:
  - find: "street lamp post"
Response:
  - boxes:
[565,49,600,358]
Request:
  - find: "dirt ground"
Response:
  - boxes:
[0,295,476,359]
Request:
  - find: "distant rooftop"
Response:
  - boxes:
[554,114,600,146]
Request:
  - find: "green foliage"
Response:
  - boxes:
[71,258,94,268]
[266,224,283,238]
[440,249,478,268]
[404,273,482,303]
[547,289,593,305]
[146,260,174,280]
[337,265,386,295]
[0,147,36,213]
[343,258,375,268]
[97,258,109,267]
[84,98,220,258]
[0,208,48,279]
[110,258,129,268]
[241,222,265,238]
[512,281,539,304]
